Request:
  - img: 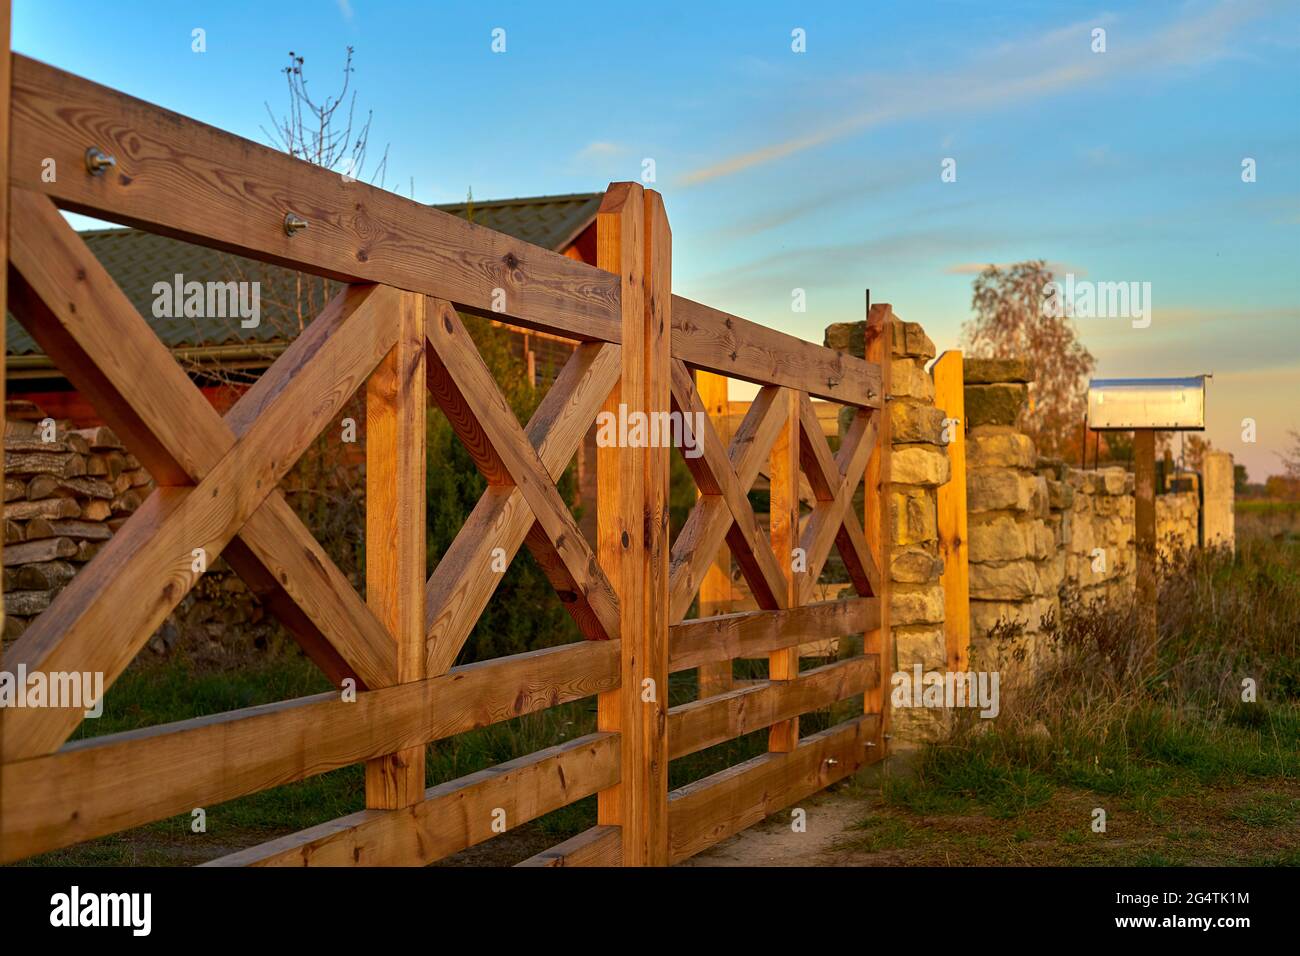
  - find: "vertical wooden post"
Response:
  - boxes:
[1134,428,1157,672]
[596,182,670,865]
[933,352,970,673]
[696,370,734,699]
[768,388,801,751]
[863,304,893,754]
[364,290,427,808]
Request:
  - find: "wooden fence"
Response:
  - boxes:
[0,48,891,866]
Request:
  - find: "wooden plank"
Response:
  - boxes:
[594,183,643,842]
[669,598,879,672]
[424,297,619,641]
[424,341,620,675]
[796,398,880,603]
[667,715,877,863]
[695,370,734,699]
[0,640,617,863]
[669,657,877,759]
[932,351,970,672]
[8,57,620,344]
[595,182,671,865]
[667,384,787,621]
[516,825,622,867]
[205,733,619,867]
[365,291,428,809]
[1,283,397,760]
[669,362,788,618]
[672,295,881,407]
[863,305,893,754]
[6,192,397,690]
[767,388,801,752]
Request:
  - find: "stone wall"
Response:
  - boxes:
[962,359,1058,671]
[826,314,949,740]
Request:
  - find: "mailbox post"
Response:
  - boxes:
[1086,376,1208,672]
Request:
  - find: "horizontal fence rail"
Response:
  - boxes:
[0,50,893,866]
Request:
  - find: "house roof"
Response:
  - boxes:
[6,192,602,358]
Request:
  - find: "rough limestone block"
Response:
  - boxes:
[891,359,935,402]
[969,559,1042,601]
[963,357,1032,384]
[969,596,1057,640]
[892,321,937,361]
[891,487,937,545]
[967,467,1033,513]
[894,626,947,671]
[891,547,945,583]
[967,429,1037,470]
[1101,468,1128,495]
[891,583,946,626]
[891,401,946,445]
[963,383,1028,427]
[823,322,865,358]
[892,444,951,487]
[1032,523,1055,560]
[1030,475,1050,517]
[969,514,1031,562]
[1046,478,1074,510]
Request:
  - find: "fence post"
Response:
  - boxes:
[595,182,671,865]
[0,0,10,809]
[933,351,970,673]
[768,388,801,751]
[696,370,734,698]
[363,290,427,808]
[864,304,893,755]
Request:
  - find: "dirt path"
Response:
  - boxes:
[677,787,868,867]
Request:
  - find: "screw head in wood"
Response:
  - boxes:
[284,212,309,236]
[84,147,116,176]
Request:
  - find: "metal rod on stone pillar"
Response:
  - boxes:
[1134,428,1157,672]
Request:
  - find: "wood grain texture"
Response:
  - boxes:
[8,55,620,344]
[0,0,10,792]
[0,640,617,863]
[669,657,877,759]
[668,715,878,863]
[672,295,881,407]
[669,598,879,672]
[767,388,801,752]
[516,825,622,867]
[424,341,621,675]
[206,733,619,867]
[2,273,397,760]
[365,292,427,808]
[694,370,735,699]
[932,352,970,673]
[6,190,398,694]
[424,298,619,641]
[668,380,789,622]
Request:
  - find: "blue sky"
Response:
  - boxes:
[13,0,1300,479]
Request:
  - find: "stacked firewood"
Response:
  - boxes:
[3,400,153,639]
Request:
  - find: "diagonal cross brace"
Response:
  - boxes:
[3,191,400,759]
[423,299,619,643]
[667,362,791,623]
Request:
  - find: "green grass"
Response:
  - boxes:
[1236,499,1300,513]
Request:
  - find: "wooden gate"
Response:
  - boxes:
[0,51,892,866]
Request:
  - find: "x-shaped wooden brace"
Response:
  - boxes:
[667,360,791,623]
[423,301,623,676]
[796,392,882,605]
[3,189,400,760]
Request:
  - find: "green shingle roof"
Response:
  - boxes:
[6,192,602,357]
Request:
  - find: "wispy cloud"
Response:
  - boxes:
[680,1,1276,186]
[945,261,1085,277]
[337,0,353,21]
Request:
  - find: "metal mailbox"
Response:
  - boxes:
[1086,376,1207,431]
